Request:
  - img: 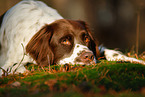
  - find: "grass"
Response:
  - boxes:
[1,60,145,97]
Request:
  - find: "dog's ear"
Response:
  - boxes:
[77,20,100,59]
[26,25,54,66]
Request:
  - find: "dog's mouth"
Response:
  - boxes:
[57,51,96,65]
[74,59,96,65]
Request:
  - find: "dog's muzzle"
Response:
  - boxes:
[58,44,96,65]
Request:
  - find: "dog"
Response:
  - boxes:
[0,0,100,75]
[0,0,145,76]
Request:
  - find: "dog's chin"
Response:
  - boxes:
[57,59,96,66]
[75,61,96,66]
[57,56,96,66]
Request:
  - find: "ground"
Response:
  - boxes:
[1,60,145,97]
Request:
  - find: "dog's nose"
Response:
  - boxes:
[75,51,95,64]
[81,52,94,61]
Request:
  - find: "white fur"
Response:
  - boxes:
[58,44,96,65]
[0,0,63,75]
[104,49,145,65]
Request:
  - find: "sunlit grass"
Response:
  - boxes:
[1,60,145,97]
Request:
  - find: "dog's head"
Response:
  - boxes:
[26,19,99,66]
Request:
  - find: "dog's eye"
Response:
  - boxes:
[82,33,90,44]
[61,38,71,45]
[84,36,90,43]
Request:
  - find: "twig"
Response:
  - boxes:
[13,43,26,73]
[136,11,140,55]
[0,67,8,76]
[47,55,53,73]
[0,44,26,76]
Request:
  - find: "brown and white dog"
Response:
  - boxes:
[0,0,145,76]
[0,0,100,75]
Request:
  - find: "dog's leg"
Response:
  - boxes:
[99,45,145,65]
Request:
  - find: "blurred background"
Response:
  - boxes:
[0,0,145,54]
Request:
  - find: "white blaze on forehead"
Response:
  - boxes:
[58,44,96,65]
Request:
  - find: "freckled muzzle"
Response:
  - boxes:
[75,51,95,65]
[58,44,96,65]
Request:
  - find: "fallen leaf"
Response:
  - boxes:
[11,81,21,87]
[44,79,57,91]
[141,87,145,95]
[98,85,106,93]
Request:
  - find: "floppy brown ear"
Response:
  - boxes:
[26,25,54,66]
[77,20,100,59]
